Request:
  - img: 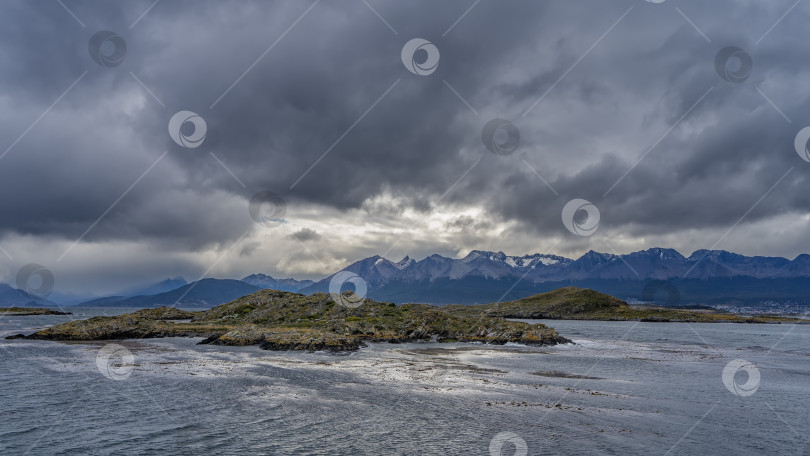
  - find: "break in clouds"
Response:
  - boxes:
[1,0,809,294]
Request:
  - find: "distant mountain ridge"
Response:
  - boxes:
[241,274,313,292]
[70,275,309,309]
[299,248,810,306]
[304,248,810,286]
[77,279,260,308]
[121,277,189,297]
[0,283,58,308]
[4,248,809,309]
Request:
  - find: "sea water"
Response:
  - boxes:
[0,309,807,455]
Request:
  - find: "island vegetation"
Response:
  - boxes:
[7,287,801,351]
[7,290,569,351]
[0,307,72,316]
[447,287,800,323]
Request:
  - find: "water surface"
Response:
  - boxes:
[1,310,807,455]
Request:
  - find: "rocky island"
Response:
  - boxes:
[7,289,570,351]
[7,287,800,351]
[0,307,72,316]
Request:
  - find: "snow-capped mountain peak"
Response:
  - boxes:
[397,256,415,269]
[294,247,810,304]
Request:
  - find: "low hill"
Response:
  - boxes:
[480,287,627,318]
[449,287,796,323]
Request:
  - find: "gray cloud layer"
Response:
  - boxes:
[1,0,809,293]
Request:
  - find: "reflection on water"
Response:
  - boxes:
[0,310,808,455]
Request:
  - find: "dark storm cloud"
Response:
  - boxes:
[291,228,320,242]
[0,0,809,259]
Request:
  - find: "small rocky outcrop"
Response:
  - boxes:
[0,307,72,316]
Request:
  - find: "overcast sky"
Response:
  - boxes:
[1,0,809,294]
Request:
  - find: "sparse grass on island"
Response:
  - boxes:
[446,287,802,323]
[7,290,569,351]
[0,307,72,316]
[8,287,801,352]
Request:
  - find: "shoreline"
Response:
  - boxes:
[0,307,72,316]
[6,286,806,353]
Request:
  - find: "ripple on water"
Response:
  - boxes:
[1,321,808,455]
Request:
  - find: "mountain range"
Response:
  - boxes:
[5,248,810,308]
[63,275,314,308]
[77,279,261,308]
[241,274,314,292]
[298,248,810,306]
[0,283,58,307]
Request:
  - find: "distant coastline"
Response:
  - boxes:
[0,307,71,316]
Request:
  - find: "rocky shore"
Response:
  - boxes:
[6,290,570,351]
[8,287,796,352]
[0,307,72,316]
